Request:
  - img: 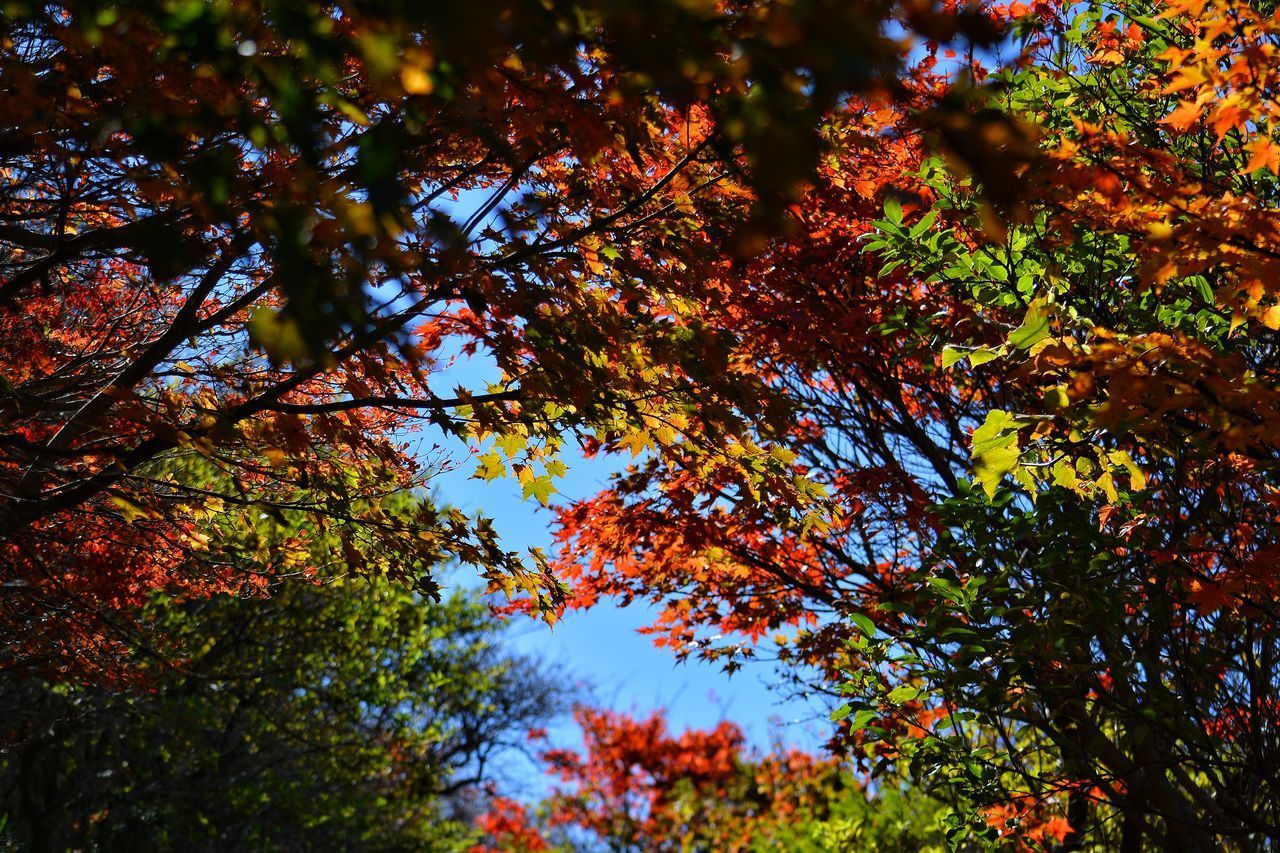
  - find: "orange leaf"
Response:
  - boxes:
[1209,102,1248,140]
[1161,101,1201,132]
[1243,138,1280,175]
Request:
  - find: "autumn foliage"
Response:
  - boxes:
[0,0,941,679]
[538,0,1280,847]
[471,707,844,852]
[6,0,1280,849]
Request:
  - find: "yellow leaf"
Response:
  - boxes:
[248,307,310,365]
[583,247,605,275]
[618,430,650,457]
[1043,385,1071,411]
[473,452,506,481]
[111,495,153,522]
[768,445,797,464]
[1013,465,1038,500]
[401,65,434,95]
[1108,450,1148,492]
[1097,471,1118,504]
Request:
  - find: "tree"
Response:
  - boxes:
[0,568,564,850]
[0,0,996,681]
[542,0,1280,848]
[21,0,1279,846]
[472,706,953,852]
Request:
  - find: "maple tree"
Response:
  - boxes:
[538,707,838,849]
[10,0,1280,848]
[471,707,954,852]
[541,0,1280,848]
[0,0,998,680]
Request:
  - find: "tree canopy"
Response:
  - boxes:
[5,0,1280,849]
[0,486,564,850]
[0,0,981,679]
[539,0,1280,847]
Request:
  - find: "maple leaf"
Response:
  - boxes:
[1243,137,1280,175]
[521,474,557,506]
[1161,100,1202,132]
[1209,100,1250,140]
[616,429,651,458]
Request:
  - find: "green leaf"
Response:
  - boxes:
[973,442,1020,499]
[940,345,966,368]
[908,208,939,238]
[887,685,921,704]
[850,709,878,731]
[970,410,1018,455]
[1008,301,1050,350]
[521,475,556,506]
[1192,275,1214,304]
[850,613,877,637]
[927,577,964,604]
[884,197,903,224]
[830,703,853,722]
[968,346,1002,366]
[967,404,1039,499]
